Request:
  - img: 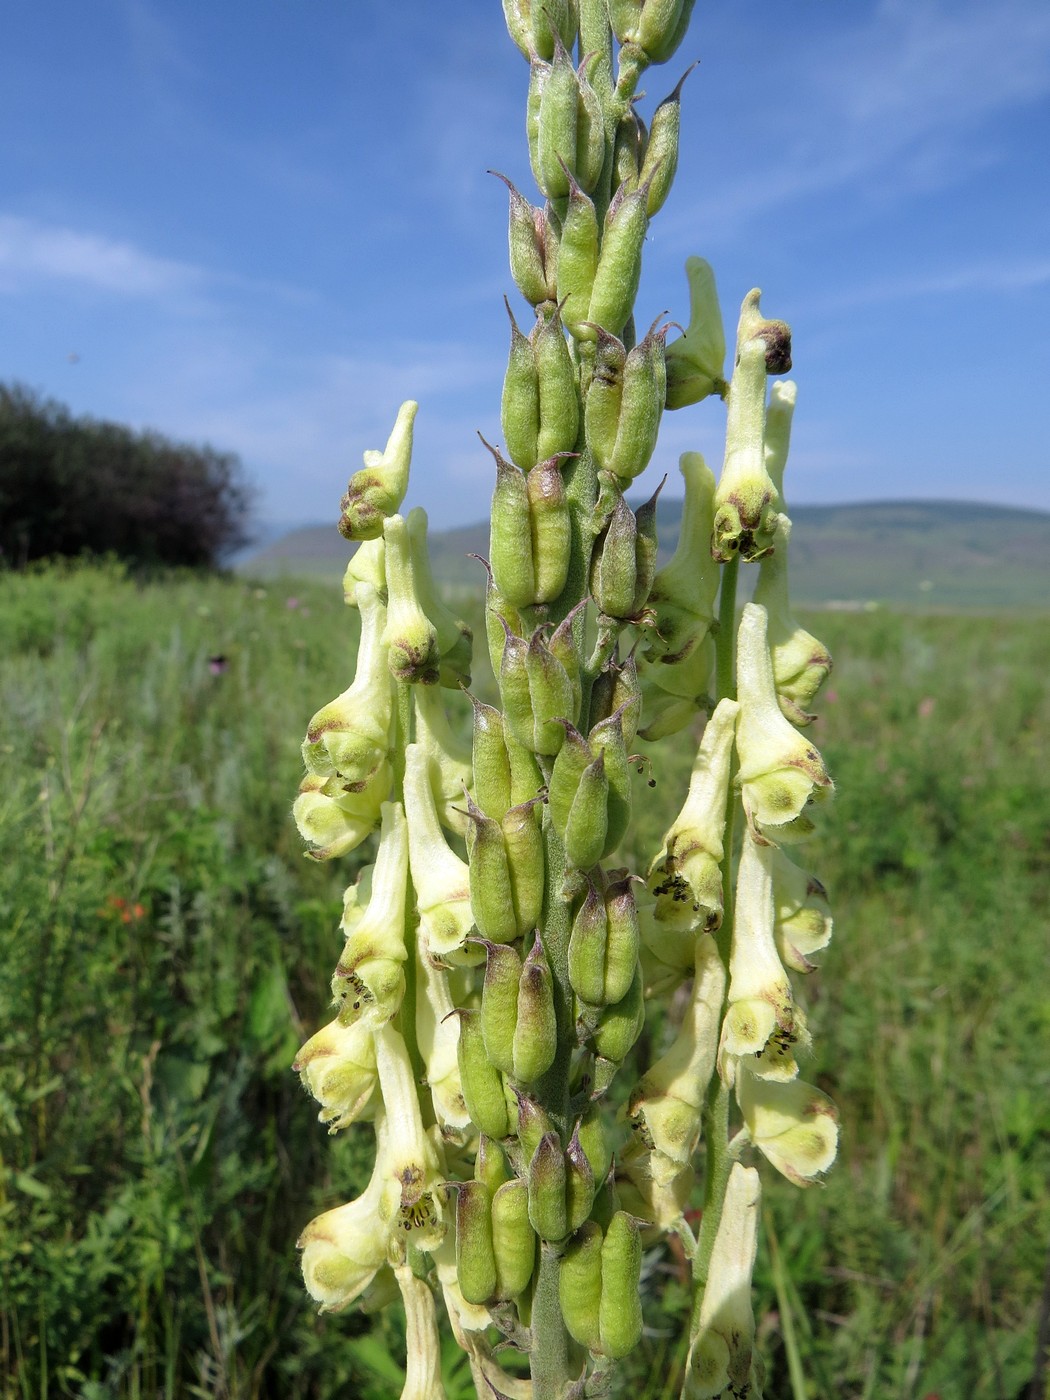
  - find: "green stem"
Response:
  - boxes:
[532,1244,576,1400]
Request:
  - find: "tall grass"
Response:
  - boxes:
[0,561,1046,1398]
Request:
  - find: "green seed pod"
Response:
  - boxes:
[470,693,513,820]
[536,32,578,199]
[502,798,546,934]
[382,514,441,684]
[639,65,693,214]
[512,935,557,1081]
[568,877,610,1006]
[491,1179,536,1300]
[632,477,664,615]
[484,567,523,678]
[548,602,585,720]
[456,1179,498,1305]
[612,108,644,189]
[607,0,642,45]
[638,0,696,64]
[565,1125,597,1231]
[590,487,639,620]
[559,1221,603,1350]
[547,721,593,837]
[606,319,667,484]
[597,1211,643,1359]
[492,171,558,307]
[501,0,531,57]
[465,795,520,944]
[575,54,607,194]
[338,400,417,541]
[591,965,645,1066]
[486,439,537,607]
[589,652,642,747]
[501,299,541,471]
[506,725,545,809]
[515,1091,556,1165]
[556,167,600,339]
[457,1008,511,1140]
[475,1135,513,1194]
[528,1131,569,1241]
[588,180,649,339]
[497,625,535,748]
[520,629,576,754]
[532,304,580,460]
[481,940,524,1077]
[526,57,550,192]
[585,327,627,472]
[577,1104,613,1189]
[562,750,610,871]
[588,705,632,855]
[602,873,641,1005]
[526,458,572,603]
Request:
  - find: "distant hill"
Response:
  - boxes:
[239,500,1050,611]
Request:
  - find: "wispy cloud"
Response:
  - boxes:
[0,214,203,298]
[812,255,1050,314]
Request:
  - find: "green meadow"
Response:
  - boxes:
[1,559,1047,1398]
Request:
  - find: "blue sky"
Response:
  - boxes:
[3,0,1049,533]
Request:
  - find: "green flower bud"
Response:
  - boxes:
[382,514,441,684]
[736,1066,838,1187]
[588,180,649,339]
[342,536,386,607]
[407,507,473,689]
[294,1016,378,1134]
[491,171,559,307]
[772,849,833,973]
[559,1220,604,1349]
[556,167,600,338]
[627,937,724,1181]
[526,457,572,603]
[752,516,833,726]
[664,257,728,408]
[301,583,393,790]
[638,65,693,214]
[735,603,833,842]
[332,802,409,1027]
[535,34,578,200]
[712,338,780,562]
[292,770,387,862]
[491,1179,536,1299]
[470,693,513,820]
[532,303,580,461]
[457,1008,511,1140]
[643,452,720,665]
[413,683,474,839]
[719,835,809,1084]
[404,744,475,962]
[465,795,519,944]
[338,400,417,541]
[682,1162,761,1399]
[597,1211,643,1359]
[528,1131,569,1241]
[487,442,536,608]
[501,299,540,471]
[647,698,739,932]
[456,1179,498,1305]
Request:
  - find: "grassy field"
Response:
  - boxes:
[1,560,1047,1399]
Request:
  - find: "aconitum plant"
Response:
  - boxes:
[291,2,838,1396]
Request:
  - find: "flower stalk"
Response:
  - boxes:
[290,6,840,1396]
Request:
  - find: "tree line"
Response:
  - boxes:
[0,383,252,569]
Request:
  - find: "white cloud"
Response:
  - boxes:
[812,255,1050,314]
[0,214,203,298]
